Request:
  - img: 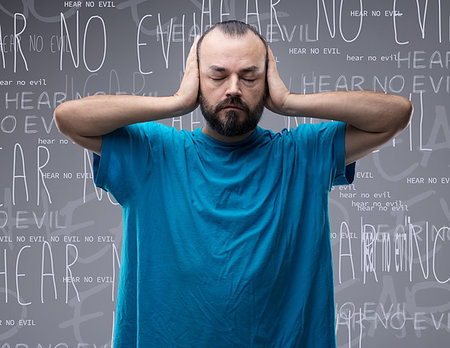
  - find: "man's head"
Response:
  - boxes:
[197,20,268,138]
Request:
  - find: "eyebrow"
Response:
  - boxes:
[208,65,261,74]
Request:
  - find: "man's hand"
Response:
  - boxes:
[173,36,200,115]
[55,37,202,155]
[263,45,412,166]
[265,46,293,116]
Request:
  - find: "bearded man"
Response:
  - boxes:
[55,20,412,348]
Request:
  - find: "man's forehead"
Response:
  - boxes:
[199,29,266,68]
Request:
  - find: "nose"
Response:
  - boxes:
[225,74,241,97]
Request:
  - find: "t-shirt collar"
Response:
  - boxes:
[195,126,262,148]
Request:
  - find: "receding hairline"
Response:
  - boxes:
[197,20,268,61]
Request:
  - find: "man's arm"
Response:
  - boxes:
[265,47,413,165]
[54,36,200,156]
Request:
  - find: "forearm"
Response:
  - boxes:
[54,94,186,137]
[283,90,412,133]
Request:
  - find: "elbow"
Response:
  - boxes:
[394,96,413,132]
[54,95,100,136]
[54,103,68,136]
[54,100,76,137]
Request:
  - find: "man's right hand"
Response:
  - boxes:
[54,36,202,155]
[173,35,200,115]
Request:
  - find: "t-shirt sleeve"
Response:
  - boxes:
[316,121,356,191]
[93,122,156,205]
[291,120,355,192]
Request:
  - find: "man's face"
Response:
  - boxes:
[198,29,267,137]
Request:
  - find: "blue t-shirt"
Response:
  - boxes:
[93,121,355,348]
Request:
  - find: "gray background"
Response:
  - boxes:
[1,0,449,347]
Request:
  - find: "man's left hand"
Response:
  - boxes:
[265,46,293,116]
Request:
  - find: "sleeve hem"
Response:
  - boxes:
[330,122,356,190]
[93,136,108,192]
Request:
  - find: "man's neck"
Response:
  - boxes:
[201,124,256,143]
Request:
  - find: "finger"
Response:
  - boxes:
[190,35,200,54]
[185,36,200,73]
[266,46,278,74]
[185,36,200,63]
[267,45,275,61]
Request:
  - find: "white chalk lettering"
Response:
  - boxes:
[339,0,363,43]
[60,11,80,70]
[201,0,212,35]
[12,143,29,205]
[269,0,284,42]
[14,13,29,72]
[339,221,355,284]
[65,243,80,303]
[16,245,31,305]
[136,15,153,75]
[37,146,52,206]
[246,0,261,33]
[60,11,107,72]
[41,241,57,302]
[83,15,107,72]
[157,13,173,69]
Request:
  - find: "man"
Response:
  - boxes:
[55,20,412,348]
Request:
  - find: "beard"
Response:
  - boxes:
[199,92,265,137]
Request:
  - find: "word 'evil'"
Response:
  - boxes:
[2,0,450,72]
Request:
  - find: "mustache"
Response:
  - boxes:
[215,96,249,113]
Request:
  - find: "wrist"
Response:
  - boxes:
[275,93,298,117]
[171,94,198,117]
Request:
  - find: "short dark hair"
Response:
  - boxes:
[197,20,268,63]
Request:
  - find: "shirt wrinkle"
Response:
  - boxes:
[93,120,356,348]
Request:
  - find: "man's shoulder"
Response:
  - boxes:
[129,121,192,139]
[277,121,344,138]
[255,122,344,149]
